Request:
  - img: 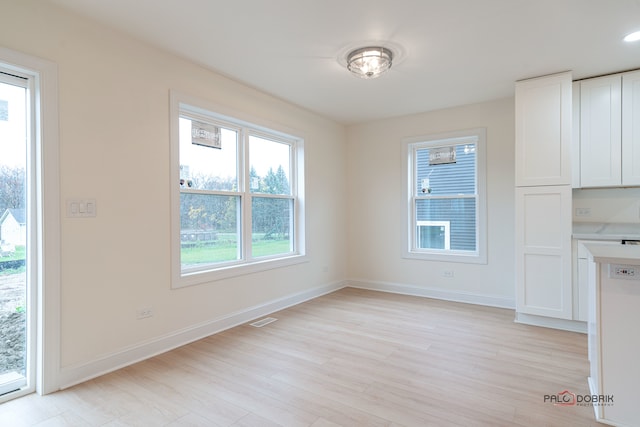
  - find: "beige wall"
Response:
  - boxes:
[2,0,521,389]
[346,98,516,302]
[1,0,347,376]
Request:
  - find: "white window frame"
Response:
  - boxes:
[402,128,487,264]
[170,92,306,288]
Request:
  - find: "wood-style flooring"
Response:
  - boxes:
[0,288,603,426]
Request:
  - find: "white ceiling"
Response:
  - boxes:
[49,0,640,124]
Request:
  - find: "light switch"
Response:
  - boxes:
[67,198,97,218]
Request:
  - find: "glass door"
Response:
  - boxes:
[0,72,31,396]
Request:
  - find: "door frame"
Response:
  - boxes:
[0,46,60,399]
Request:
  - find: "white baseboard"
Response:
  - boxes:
[347,278,515,309]
[514,312,587,334]
[58,279,582,390]
[57,280,346,390]
[588,377,606,423]
[350,280,589,334]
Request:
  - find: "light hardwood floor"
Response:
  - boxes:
[0,288,603,426]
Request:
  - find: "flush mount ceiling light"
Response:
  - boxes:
[624,30,640,42]
[346,46,394,79]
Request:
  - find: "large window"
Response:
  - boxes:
[403,128,486,264]
[171,94,305,287]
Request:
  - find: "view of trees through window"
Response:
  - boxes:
[179,115,294,271]
[0,77,28,392]
[0,166,25,212]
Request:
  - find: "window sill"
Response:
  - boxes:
[172,254,309,289]
[402,250,487,265]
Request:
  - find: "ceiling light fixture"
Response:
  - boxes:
[346,46,393,79]
[624,30,640,42]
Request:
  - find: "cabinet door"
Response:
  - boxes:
[515,72,572,186]
[516,185,572,319]
[577,257,588,322]
[587,257,600,409]
[572,81,581,188]
[580,74,622,187]
[575,240,618,322]
[622,70,640,185]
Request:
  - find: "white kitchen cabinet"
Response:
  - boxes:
[622,69,640,185]
[572,81,581,188]
[515,72,572,187]
[574,240,618,322]
[577,69,640,187]
[579,74,622,187]
[516,185,572,319]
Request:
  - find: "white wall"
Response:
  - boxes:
[346,98,516,306]
[1,0,347,387]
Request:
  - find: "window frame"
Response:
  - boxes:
[402,128,487,264]
[170,91,306,288]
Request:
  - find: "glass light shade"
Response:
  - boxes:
[346,46,393,79]
[624,31,640,42]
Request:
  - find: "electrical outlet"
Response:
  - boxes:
[575,207,591,217]
[611,265,638,280]
[136,307,153,319]
[443,270,454,278]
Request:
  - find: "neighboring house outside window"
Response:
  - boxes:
[402,128,487,264]
[170,93,306,288]
[0,208,26,246]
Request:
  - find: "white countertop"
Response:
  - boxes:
[573,222,640,241]
[583,241,640,264]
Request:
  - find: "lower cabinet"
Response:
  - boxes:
[516,185,572,319]
[574,239,618,322]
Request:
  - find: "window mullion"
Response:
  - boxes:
[415,194,477,200]
[242,128,252,261]
[179,188,242,197]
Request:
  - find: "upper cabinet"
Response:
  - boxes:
[515,72,572,187]
[622,70,640,186]
[577,69,640,187]
[579,74,622,187]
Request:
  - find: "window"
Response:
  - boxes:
[403,128,486,264]
[171,93,305,287]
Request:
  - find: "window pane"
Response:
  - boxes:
[415,143,475,195]
[251,197,293,257]
[415,198,476,251]
[180,193,240,267]
[179,117,238,191]
[0,78,28,393]
[249,136,291,195]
